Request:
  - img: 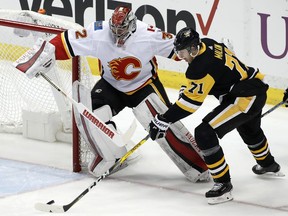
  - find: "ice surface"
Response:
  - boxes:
[0,88,287,216]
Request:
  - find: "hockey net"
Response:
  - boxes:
[0,9,95,172]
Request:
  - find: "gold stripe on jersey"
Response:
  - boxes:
[198,42,206,56]
[185,74,215,103]
[61,32,73,59]
[207,155,225,169]
[250,141,270,160]
[176,74,215,113]
[250,141,268,154]
[176,99,199,113]
[209,96,256,129]
[207,156,229,179]
[255,72,265,81]
[212,165,230,179]
[254,152,269,161]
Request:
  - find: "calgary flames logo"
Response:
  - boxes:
[108,57,141,80]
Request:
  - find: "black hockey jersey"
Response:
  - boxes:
[164,38,265,123]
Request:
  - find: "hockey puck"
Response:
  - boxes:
[46,200,55,205]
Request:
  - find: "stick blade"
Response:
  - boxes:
[34,202,65,213]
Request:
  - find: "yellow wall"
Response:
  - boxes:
[86,57,283,106]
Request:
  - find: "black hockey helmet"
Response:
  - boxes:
[174,27,200,51]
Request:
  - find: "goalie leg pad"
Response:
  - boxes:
[133,93,209,182]
[72,81,129,177]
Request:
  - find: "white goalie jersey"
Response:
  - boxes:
[50,20,177,94]
[49,18,209,182]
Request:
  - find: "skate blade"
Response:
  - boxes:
[207,191,233,205]
[260,171,285,177]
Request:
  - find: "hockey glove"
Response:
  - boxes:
[13,38,55,79]
[178,85,186,100]
[283,88,288,107]
[149,114,170,140]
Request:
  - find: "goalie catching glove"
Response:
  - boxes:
[13,38,55,79]
[149,114,171,140]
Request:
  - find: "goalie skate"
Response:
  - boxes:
[252,162,285,177]
[205,182,233,205]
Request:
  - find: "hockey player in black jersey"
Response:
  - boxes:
[148,27,283,204]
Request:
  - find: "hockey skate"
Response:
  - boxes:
[252,162,285,177]
[205,182,233,204]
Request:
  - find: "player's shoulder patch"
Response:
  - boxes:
[94,21,103,31]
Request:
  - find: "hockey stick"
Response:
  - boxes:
[34,134,150,213]
[261,101,285,118]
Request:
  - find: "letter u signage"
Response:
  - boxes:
[258,13,288,59]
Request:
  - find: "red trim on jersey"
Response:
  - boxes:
[50,33,70,60]
[98,59,103,76]
[151,56,158,74]
[125,76,154,95]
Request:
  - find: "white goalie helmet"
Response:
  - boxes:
[109,6,137,47]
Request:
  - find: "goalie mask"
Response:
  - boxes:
[109,6,137,47]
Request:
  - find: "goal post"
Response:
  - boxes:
[0,9,94,172]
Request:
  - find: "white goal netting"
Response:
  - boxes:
[0,9,95,171]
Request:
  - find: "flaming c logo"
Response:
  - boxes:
[108,57,141,80]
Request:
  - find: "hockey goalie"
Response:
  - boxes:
[13,6,210,183]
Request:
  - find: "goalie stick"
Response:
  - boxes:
[40,72,128,147]
[34,134,150,213]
